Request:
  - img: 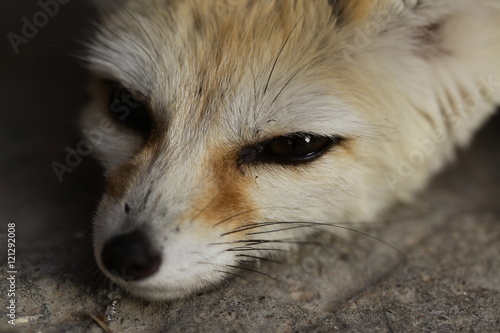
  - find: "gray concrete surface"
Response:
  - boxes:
[0,1,499,332]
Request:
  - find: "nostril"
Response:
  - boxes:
[101,230,162,281]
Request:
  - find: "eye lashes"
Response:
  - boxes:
[239,133,344,166]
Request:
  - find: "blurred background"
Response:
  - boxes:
[0,1,499,332]
[0,1,100,255]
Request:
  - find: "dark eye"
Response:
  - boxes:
[108,83,153,138]
[239,133,343,165]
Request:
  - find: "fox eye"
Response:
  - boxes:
[108,83,152,138]
[240,133,343,165]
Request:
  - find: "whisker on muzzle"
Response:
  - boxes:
[215,270,255,287]
[236,254,282,264]
[222,220,407,258]
[226,265,277,281]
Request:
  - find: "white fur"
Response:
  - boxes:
[82,0,500,300]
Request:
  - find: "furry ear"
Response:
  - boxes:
[329,0,418,27]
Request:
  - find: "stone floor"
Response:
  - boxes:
[0,2,499,332]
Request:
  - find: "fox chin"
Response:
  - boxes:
[81,0,500,300]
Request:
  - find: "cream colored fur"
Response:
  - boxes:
[82,0,500,300]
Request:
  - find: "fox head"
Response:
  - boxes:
[82,0,499,299]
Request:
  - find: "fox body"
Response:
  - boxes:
[83,0,500,300]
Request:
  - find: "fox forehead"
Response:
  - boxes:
[86,0,368,141]
[89,0,339,87]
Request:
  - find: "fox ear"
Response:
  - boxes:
[329,0,418,27]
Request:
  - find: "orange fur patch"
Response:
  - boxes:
[106,163,138,200]
[105,142,158,200]
[196,151,256,231]
[335,0,388,27]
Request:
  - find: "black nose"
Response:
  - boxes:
[101,230,162,281]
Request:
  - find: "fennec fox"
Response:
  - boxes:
[82,0,500,300]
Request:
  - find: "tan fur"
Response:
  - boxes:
[82,0,500,300]
[335,0,384,26]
